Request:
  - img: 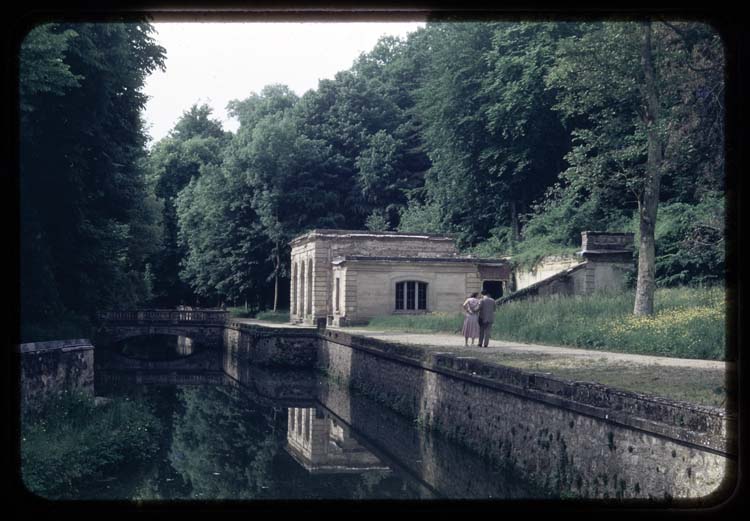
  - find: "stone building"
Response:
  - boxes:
[502,231,635,303]
[289,230,511,326]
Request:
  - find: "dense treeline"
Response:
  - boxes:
[19,22,165,341]
[19,20,725,340]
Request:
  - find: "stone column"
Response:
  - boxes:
[297,259,307,320]
[306,258,313,319]
[290,262,296,317]
[301,407,309,443]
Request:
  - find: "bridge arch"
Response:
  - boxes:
[98,309,229,349]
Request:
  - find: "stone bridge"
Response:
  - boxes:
[97,309,230,348]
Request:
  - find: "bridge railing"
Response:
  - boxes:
[99,309,230,324]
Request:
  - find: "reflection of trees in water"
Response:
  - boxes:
[168,385,280,499]
[167,386,414,500]
[20,391,163,500]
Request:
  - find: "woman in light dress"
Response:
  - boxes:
[461,292,481,346]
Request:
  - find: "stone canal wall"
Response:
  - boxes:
[222,321,319,372]
[15,339,95,411]
[18,323,733,502]
[313,329,735,502]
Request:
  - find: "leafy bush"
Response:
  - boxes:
[652,193,725,287]
[21,391,162,499]
[511,181,634,268]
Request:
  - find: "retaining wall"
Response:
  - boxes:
[314,329,735,502]
[15,339,95,410]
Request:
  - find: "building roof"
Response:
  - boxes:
[290,229,457,246]
[331,255,509,266]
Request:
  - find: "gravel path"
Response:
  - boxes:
[234,319,729,371]
[341,329,730,370]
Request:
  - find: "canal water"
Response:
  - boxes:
[21,335,548,501]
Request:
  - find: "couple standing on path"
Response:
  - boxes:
[462,290,495,347]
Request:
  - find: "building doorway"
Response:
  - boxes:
[482,280,503,299]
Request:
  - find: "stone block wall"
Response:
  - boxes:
[16,339,95,410]
[223,322,319,370]
[515,255,584,291]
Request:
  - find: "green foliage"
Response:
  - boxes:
[19,310,94,344]
[523,287,726,359]
[397,22,575,248]
[513,181,634,268]
[21,391,162,499]
[366,312,464,334]
[19,24,81,112]
[146,104,229,306]
[175,161,272,306]
[254,309,290,322]
[19,21,725,321]
[364,210,390,231]
[19,22,165,338]
[653,192,725,286]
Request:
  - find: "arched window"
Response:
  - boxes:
[395,281,427,311]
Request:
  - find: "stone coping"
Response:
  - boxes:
[15,338,94,354]
[332,255,509,265]
[225,321,320,336]
[290,229,459,246]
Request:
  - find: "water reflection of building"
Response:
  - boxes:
[176,335,194,356]
[286,407,391,474]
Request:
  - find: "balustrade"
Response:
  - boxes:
[100,309,229,324]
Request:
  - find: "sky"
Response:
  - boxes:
[142,21,426,145]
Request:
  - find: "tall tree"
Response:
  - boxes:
[546,21,724,314]
[176,162,273,309]
[19,22,165,339]
[228,87,338,310]
[480,22,577,246]
[146,104,229,306]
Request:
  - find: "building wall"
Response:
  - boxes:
[291,239,330,324]
[515,255,584,291]
[291,231,463,325]
[332,261,483,324]
[586,260,632,293]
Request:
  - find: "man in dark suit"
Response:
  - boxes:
[477,289,496,347]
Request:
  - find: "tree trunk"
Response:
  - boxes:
[510,201,520,246]
[634,22,664,316]
[272,251,280,312]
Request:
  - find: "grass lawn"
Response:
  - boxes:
[471,349,728,407]
[228,307,290,323]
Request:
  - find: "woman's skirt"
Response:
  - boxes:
[462,313,480,338]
